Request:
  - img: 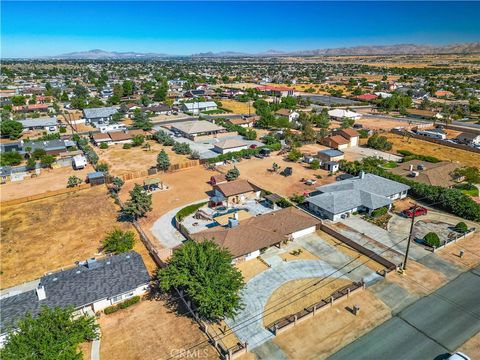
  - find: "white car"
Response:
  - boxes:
[448,352,471,360]
[304,179,317,185]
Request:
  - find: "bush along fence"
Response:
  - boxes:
[266,282,365,336]
[424,227,477,253]
[339,161,480,222]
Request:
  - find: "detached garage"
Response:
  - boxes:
[213,139,249,154]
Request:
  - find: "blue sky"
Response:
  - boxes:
[2,1,480,58]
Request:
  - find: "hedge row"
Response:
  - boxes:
[397,150,441,164]
[339,160,480,222]
[104,296,141,315]
[207,143,282,164]
[371,207,388,218]
[176,201,208,222]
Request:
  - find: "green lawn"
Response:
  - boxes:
[382,161,398,169]
[455,183,479,197]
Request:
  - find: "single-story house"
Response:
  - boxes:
[19,116,58,132]
[324,135,350,150]
[328,109,362,121]
[183,89,206,98]
[255,86,295,98]
[337,128,360,147]
[212,179,261,207]
[170,120,225,141]
[274,109,300,122]
[317,149,344,162]
[306,172,410,221]
[213,139,249,154]
[190,207,320,262]
[92,133,112,145]
[141,104,172,115]
[108,131,133,144]
[12,104,49,113]
[355,93,378,101]
[83,107,118,126]
[389,160,461,188]
[24,139,75,155]
[405,109,437,120]
[456,132,480,146]
[0,251,149,343]
[227,116,258,128]
[181,101,218,115]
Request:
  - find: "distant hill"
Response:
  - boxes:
[49,49,170,60]
[48,42,480,59]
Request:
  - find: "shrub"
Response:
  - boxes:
[0,151,23,166]
[367,133,392,151]
[132,135,145,147]
[176,201,208,222]
[287,148,302,162]
[123,143,132,149]
[100,142,108,149]
[310,159,320,170]
[276,198,292,208]
[454,222,468,233]
[118,296,140,309]
[226,167,240,181]
[371,207,388,218]
[290,193,306,204]
[104,306,119,315]
[103,228,136,253]
[423,232,441,248]
[59,127,67,133]
[96,162,109,173]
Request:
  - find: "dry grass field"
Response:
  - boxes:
[219,149,337,197]
[383,133,480,167]
[97,141,190,176]
[273,290,391,360]
[0,164,95,202]
[98,299,218,360]
[118,165,215,244]
[221,99,255,115]
[263,278,352,327]
[0,186,156,289]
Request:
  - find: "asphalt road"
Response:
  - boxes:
[328,266,480,360]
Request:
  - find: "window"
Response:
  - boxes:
[111,295,123,303]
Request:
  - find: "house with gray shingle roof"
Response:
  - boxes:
[83,106,118,126]
[306,172,409,221]
[0,251,150,342]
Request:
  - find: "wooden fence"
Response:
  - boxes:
[118,160,200,182]
[1,183,91,207]
[267,281,365,335]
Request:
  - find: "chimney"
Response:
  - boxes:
[228,218,239,228]
[359,171,365,179]
[36,286,46,301]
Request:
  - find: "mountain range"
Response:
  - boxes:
[48,42,480,59]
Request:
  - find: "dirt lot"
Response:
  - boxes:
[221,99,255,115]
[272,290,391,360]
[97,141,191,176]
[354,116,416,131]
[383,133,480,167]
[219,150,337,198]
[98,298,218,360]
[236,258,270,283]
[263,278,352,327]
[0,164,95,202]
[436,231,480,270]
[119,166,215,244]
[0,185,156,289]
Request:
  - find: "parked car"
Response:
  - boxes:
[304,179,317,185]
[402,206,428,218]
[281,167,293,177]
[254,153,264,159]
[250,144,257,149]
[259,148,271,157]
[447,352,471,360]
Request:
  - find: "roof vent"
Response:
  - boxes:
[76,270,81,274]
[52,277,58,281]
[106,261,111,265]
[36,286,46,301]
[126,255,131,259]
[86,258,97,268]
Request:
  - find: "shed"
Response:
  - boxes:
[87,172,105,186]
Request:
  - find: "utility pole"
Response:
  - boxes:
[403,203,418,272]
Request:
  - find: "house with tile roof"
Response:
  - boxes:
[388,160,461,188]
[170,120,226,140]
[190,207,320,262]
[306,172,410,221]
[212,179,261,207]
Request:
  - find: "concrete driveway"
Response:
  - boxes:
[225,260,350,349]
[343,146,402,162]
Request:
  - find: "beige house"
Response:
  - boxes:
[213,179,261,206]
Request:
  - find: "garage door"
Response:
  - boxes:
[291,226,316,239]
